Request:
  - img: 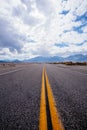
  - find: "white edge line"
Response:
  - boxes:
[0,69,23,76]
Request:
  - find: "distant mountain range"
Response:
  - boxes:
[65,54,87,62]
[24,56,63,62]
[0,59,21,63]
[23,54,87,62]
[0,54,87,63]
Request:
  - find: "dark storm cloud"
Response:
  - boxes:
[0,17,23,52]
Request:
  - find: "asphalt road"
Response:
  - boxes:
[0,63,87,130]
[0,64,43,130]
[46,64,87,130]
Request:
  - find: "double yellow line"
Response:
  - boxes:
[39,68,47,130]
[39,68,64,130]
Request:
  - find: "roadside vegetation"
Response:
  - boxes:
[0,63,16,67]
[51,61,87,65]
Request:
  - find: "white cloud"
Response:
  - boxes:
[75,0,87,16]
[60,31,87,44]
[82,26,87,33]
[0,0,87,60]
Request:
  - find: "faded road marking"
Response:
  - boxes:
[0,69,23,76]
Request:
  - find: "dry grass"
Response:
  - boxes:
[51,62,87,65]
[64,62,87,65]
[0,63,16,67]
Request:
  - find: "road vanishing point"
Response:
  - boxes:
[0,63,87,130]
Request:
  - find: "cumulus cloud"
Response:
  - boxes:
[35,0,57,16]
[0,0,87,60]
[0,16,23,52]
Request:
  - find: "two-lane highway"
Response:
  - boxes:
[0,63,87,130]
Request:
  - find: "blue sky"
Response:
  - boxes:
[0,0,87,60]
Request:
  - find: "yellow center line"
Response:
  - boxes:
[39,68,47,130]
[39,67,64,130]
[45,68,64,130]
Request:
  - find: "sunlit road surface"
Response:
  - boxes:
[0,64,87,130]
